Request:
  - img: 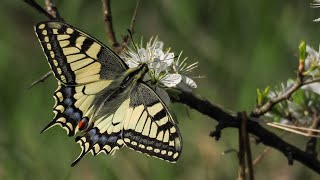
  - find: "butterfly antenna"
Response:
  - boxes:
[127,29,139,53]
[127,29,143,62]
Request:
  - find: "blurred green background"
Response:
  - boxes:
[0,0,319,179]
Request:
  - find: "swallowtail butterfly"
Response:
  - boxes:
[34,21,182,166]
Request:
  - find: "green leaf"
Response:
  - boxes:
[256,86,270,106]
[263,86,270,96]
[256,88,263,106]
[291,89,305,105]
[299,40,306,61]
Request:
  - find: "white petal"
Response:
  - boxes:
[302,83,320,95]
[152,49,164,60]
[161,52,174,66]
[305,45,319,70]
[127,60,139,68]
[160,73,182,87]
[306,45,317,56]
[154,41,163,51]
[182,76,197,88]
[138,48,149,63]
[149,58,168,76]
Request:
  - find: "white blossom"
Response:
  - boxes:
[305,45,320,73]
[122,36,199,104]
[302,45,320,95]
[122,37,198,90]
[170,51,198,91]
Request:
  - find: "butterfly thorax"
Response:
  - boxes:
[84,63,149,127]
[122,63,149,88]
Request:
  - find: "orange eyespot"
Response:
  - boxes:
[78,118,88,130]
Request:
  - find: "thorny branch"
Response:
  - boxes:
[26,0,320,175]
[171,91,320,174]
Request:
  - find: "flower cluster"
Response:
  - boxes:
[122,37,198,91]
[263,79,320,126]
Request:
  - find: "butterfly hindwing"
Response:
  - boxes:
[71,82,182,165]
[72,92,130,166]
[35,21,127,85]
[123,83,182,162]
[43,81,111,136]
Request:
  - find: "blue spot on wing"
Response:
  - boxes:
[64,98,73,106]
[65,107,74,117]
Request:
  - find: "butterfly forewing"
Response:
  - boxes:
[35,21,128,136]
[35,21,127,85]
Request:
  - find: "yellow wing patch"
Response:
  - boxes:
[35,21,127,85]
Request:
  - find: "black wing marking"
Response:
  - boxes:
[42,81,109,136]
[71,95,131,166]
[70,83,182,165]
[122,83,182,162]
[35,21,128,136]
[35,21,128,85]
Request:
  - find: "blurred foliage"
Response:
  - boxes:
[0,0,319,179]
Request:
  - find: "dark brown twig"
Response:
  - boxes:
[246,147,272,174]
[241,112,254,180]
[101,0,140,54]
[238,112,246,180]
[171,91,320,174]
[27,71,52,90]
[251,57,305,117]
[45,0,64,21]
[129,0,139,36]
[101,0,120,49]
[251,81,302,117]
[25,0,55,20]
[245,133,287,174]
[118,0,140,52]
[305,138,317,157]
